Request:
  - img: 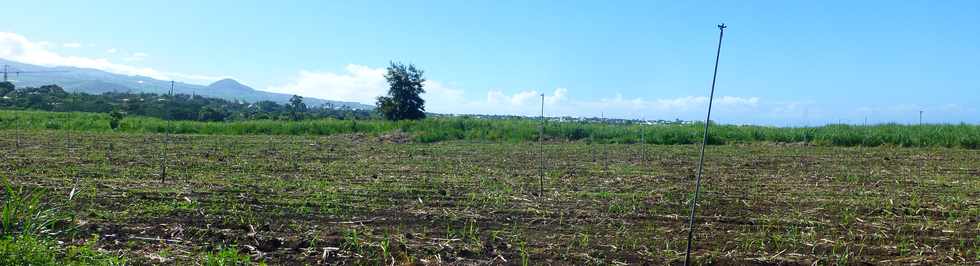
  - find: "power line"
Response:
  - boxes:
[2,64,69,82]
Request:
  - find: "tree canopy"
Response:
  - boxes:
[376,62,426,120]
[287,95,307,121]
[0,82,14,96]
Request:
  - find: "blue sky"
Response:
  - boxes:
[1,0,977,125]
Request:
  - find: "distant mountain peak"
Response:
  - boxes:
[207,78,252,91]
[209,78,244,87]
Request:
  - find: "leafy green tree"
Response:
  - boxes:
[375,96,396,120]
[255,101,280,113]
[0,82,14,97]
[376,62,426,120]
[198,106,227,122]
[287,95,307,120]
[109,109,124,130]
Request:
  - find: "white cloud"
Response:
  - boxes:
[267,65,388,103]
[124,52,148,62]
[267,64,762,119]
[509,90,539,105]
[422,81,463,102]
[106,48,117,54]
[267,65,570,111]
[0,32,222,84]
[548,88,567,104]
[717,96,760,106]
[62,42,82,48]
[486,88,566,107]
[585,95,759,114]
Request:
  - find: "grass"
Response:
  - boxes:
[203,246,257,266]
[1,182,59,237]
[0,181,125,265]
[0,109,977,148]
[0,234,60,265]
[0,129,976,264]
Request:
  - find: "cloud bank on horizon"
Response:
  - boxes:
[266,64,769,121]
[0,31,773,122]
[0,32,224,84]
[1,31,975,125]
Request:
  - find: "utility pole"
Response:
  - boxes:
[684,23,727,266]
[919,110,923,125]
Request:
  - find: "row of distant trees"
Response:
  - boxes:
[0,81,372,122]
[0,61,429,122]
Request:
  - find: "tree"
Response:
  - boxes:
[198,106,227,122]
[0,82,14,97]
[376,62,426,120]
[38,85,67,96]
[109,109,124,130]
[287,95,307,120]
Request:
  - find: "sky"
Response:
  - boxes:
[0,0,977,125]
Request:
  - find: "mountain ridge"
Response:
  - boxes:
[0,58,372,109]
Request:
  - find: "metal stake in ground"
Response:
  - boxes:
[539,93,545,196]
[161,80,174,183]
[684,23,727,266]
[602,113,608,178]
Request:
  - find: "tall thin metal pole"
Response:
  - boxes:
[803,108,809,145]
[684,23,726,266]
[918,110,923,125]
[601,113,607,177]
[539,93,545,196]
[161,80,174,183]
